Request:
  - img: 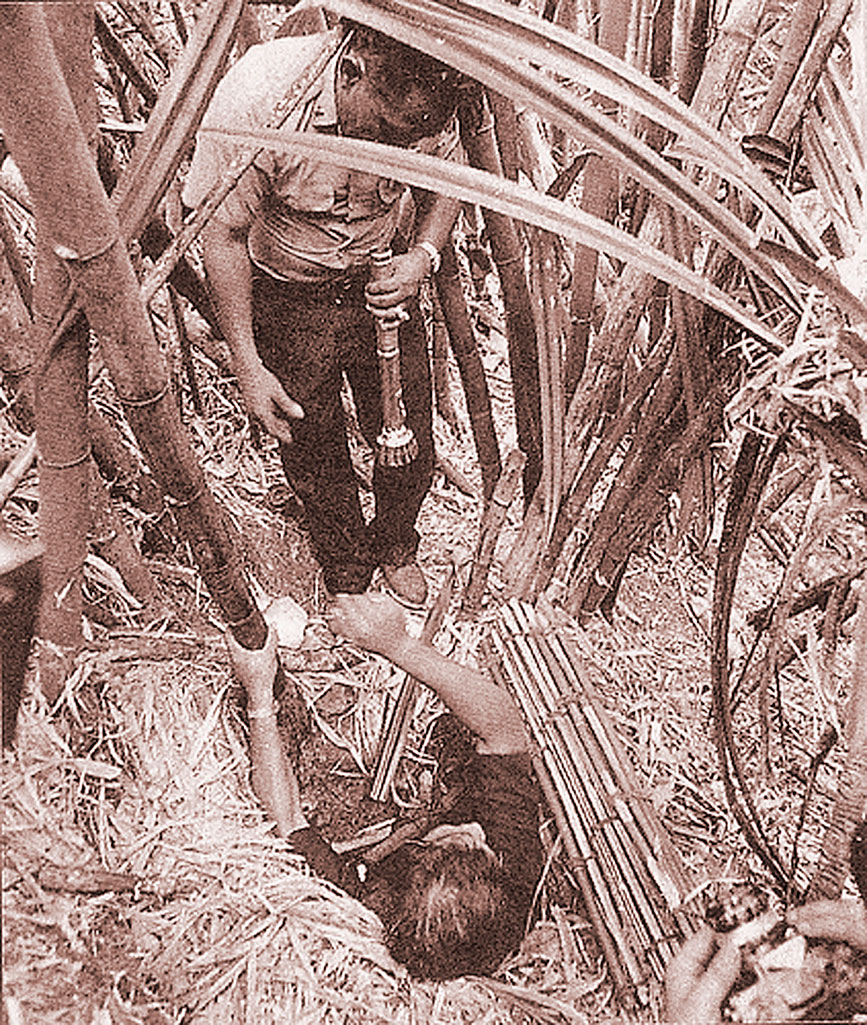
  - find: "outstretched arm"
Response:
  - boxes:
[226,629,308,836]
[328,593,527,755]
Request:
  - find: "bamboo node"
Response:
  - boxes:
[118,380,171,409]
[53,235,118,264]
[41,445,91,470]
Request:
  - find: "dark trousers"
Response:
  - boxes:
[252,268,433,592]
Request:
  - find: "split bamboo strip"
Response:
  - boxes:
[0,434,37,511]
[435,240,501,501]
[490,598,699,990]
[464,449,525,610]
[370,568,455,800]
[488,625,645,986]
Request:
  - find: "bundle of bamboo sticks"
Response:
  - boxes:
[485,599,701,991]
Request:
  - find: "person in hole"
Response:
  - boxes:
[184,22,462,605]
[227,592,544,980]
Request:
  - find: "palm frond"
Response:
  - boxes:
[203,126,867,345]
[329,0,823,257]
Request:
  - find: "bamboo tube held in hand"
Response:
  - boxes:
[368,249,418,468]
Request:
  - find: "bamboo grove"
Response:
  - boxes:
[0,0,865,924]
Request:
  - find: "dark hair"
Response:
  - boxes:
[345,23,459,137]
[366,843,523,980]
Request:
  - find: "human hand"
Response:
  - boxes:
[787,899,867,952]
[365,248,430,309]
[236,358,303,445]
[326,592,408,657]
[665,926,743,1024]
[226,626,278,703]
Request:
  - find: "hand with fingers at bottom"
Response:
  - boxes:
[235,357,304,446]
[327,591,409,660]
[665,926,743,1024]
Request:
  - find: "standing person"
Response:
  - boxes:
[226,592,544,979]
[183,22,461,604]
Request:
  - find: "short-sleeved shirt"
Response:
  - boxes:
[289,751,543,927]
[183,32,460,280]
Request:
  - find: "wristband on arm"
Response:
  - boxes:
[416,240,441,275]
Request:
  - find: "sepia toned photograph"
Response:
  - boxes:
[1,0,865,1021]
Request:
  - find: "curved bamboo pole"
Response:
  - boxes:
[807,583,867,899]
[0,4,267,653]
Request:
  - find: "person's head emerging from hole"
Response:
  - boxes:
[335,24,460,147]
[366,823,525,980]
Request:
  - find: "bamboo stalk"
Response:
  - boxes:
[0,4,267,651]
[578,391,720,615]
[532,328,675,598]
[770,0,852,142]
[526,226,565,550]
[430,290,460,436]
[754,0,824,135]
[31,2,101,697]
[566,364,681,613]
[94,8,159,109]
[464,449,525,610]
[435,241,501,500]
[370,568,454,801]
[457,90,542,504]
[564,0,630,405]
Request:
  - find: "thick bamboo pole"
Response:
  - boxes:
[31,1,99,697]
[0,4,267,651]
